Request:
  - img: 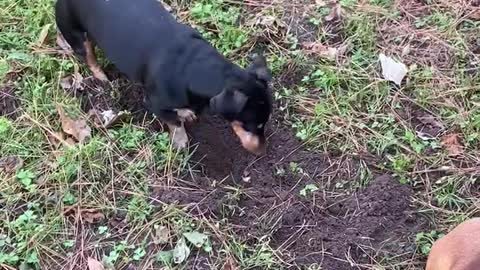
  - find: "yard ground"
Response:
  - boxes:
[0,0,479,269]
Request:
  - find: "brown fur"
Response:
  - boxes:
[83,40,108,81]
[231,121,265,155]
[426,218,480,270]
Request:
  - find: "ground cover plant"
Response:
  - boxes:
[0,0,479,269]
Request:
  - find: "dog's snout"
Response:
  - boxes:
[231,121,266,156]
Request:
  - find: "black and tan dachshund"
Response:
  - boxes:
[55,0,272,155]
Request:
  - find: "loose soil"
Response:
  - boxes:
[70,69,425,269]
[0,85,20,119]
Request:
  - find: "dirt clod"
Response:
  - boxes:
[0,86,20,119]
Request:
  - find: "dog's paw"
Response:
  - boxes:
[175,108,197,122]
[169,125,189,149]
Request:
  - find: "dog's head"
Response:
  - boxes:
[210,54,272,155]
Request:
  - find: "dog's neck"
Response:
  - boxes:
[185,51,246,98]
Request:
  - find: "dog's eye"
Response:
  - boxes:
[257,123,264,129]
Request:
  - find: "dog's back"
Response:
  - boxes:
[60,0,196,81]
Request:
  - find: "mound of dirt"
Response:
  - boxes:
[70,69,423,269]
[273,175,419,268]
[182,116,421,269]
[153,109,422,269]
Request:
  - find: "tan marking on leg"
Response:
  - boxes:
[167,122,189,149]
[83,40,108,81]
[231,121,265,156]
[56,32,72,53]
[175,108,197,122]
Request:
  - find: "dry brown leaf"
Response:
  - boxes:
[302,42,338,60]
[0,156,24,174]
[87,257,104,270]
[441,133,464,157]
[223,258,239,270]
[65,137,76,146]
[64,207,105,224]
[153,225,170,245]
[325,2,342,22]
[418,114,445,129]
[83,210,106,223]
[36,24,51,47]
[60,72,84,91]
[250,14,285,30]
[57,106,91,143]
[47,131,66,148]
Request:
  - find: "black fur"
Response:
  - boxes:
[55,0,272,145]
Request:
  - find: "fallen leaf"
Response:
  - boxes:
[418,114,445,129]
[0,156,24,174]
[64,207,105,224]
[223,258,239,270]
[441,133,464,157]
[87,257,104,270]
[88,109,130,129]
[379,53,408,86]
[60,72,84,91]
[325,2,342,21]
[183,231,208,248]
[59,77,71,89]
[257,15,276,27]
[36,24,51,47]
[251,14,285,29]
[173,237,190,264]
[302,42,338,60]
[65,137,77,146]
[83,210,106,223]
[101,110,129,128]
[153,225,170,245]
[47,131,65,148]
[57,106,91,143]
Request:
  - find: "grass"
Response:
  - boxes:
[1,0,479,269]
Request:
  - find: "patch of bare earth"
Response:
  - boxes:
[62,67,423,269]
[60,63,425,268]
[166,114,424,269]
[0,85,20,119]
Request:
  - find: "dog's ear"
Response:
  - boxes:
[210,88,248,115]
[248,54,272,83]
